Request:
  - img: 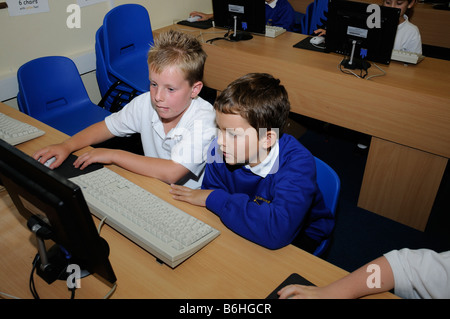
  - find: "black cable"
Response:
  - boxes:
[29,249,77,299]
[29,254,40,299]
[206,29,232,44]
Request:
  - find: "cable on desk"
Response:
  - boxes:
[206,29,234,44]
[96,216,118,299]
[98,216,108,234]
[337,58,386,80]
[337,59,369,79]
[0,291,21,299]
[365,63,386,80]
[29,254,40,299]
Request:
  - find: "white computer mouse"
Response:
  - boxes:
[310,36,325,45]
[42,156,56,168]
[187,15,201,22]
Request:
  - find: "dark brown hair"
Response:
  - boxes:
[214,73,291,136]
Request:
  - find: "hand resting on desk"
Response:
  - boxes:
[170,184,213,207]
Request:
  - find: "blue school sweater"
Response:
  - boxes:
[265,0,296,31]
[202,134,334,249]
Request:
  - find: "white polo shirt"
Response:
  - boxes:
[394,15,422,54]
[105,92,217,189]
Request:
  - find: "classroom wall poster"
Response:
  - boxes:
[6,0,50,16]
[77,0,108,8]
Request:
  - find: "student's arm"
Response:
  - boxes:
[278,256,395,299]
[200,152,323,250]
[33,121,114,169]
[75,148,190,185]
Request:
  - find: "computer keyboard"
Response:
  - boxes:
[391,50,425,64]
[265,25,286,38]
[0,112,45,145]
[69,167,220,268]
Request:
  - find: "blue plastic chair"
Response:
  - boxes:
[308,0,328,35]
[313,156,340,256]
[17,56,111,136]
[102,4,153,93]
[95,26,140,112]
[297,0,328,35]
[299,3,314,34]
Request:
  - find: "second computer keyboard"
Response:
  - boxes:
[0,112,45,145]
[265,25,286,38]
[391,50,425,64]
[69,167,220,268]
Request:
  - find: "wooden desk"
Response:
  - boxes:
[158,25,449,231]
[0,103,396,299]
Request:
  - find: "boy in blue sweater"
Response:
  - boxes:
[190,0,297,31]
[170,73,334,252]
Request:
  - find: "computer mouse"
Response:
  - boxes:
[187,15,201,22]
[310,36,325,45]
[42,156,56,168]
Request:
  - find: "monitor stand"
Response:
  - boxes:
[229,31,252,41]
[228,15,252,42]
[341,39,371,70]
[28,216,90,285]
[340,58,371,70]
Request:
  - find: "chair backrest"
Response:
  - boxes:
[95,25,142,112]
[308,0,328,34]
[313,156,340,256]
[300,3,315,34]
[315,156,340,215]
[103,4,153,69]
[102,4,153,93]
[95,25,113,97]
[17,56,91,118]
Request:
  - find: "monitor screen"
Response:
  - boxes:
[0,139,116,286]
[325,0,400,67]
[212,0,266,40]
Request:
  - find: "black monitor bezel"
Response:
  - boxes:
[212,0,266,35]
[0,139,116,285]
[325,0,401,65]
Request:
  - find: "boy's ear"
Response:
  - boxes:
[191,81,204,99]
[408,0,416,8]
[261,130,278,150]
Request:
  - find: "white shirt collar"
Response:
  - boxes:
[245,141,279,178]
[266,0,278,9]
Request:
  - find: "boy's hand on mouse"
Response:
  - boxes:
[313,28,326,36]
[170,184,213,207]
[277,284,324,299]
[33,143,71,169]
[189,11,213,21]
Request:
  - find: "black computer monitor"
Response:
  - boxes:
[0,139,116,288]
[212,0,266,41]
[325,0,400,69]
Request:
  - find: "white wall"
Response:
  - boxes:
[0,0,212,108]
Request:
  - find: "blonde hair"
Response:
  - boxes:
[147,30,207,85]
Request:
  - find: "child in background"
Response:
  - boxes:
[190,0,297,31]
[383,0,422,54]
[314,0,422,54]
[170,73,334,252]
[278,248,450,299]
[34,30,216,189]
